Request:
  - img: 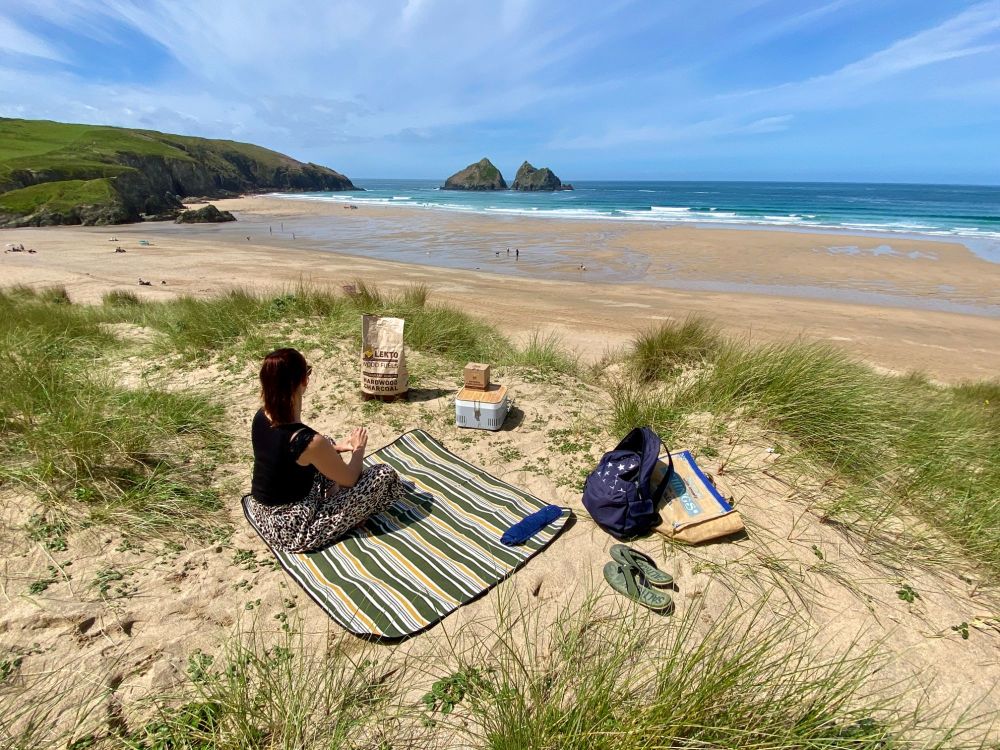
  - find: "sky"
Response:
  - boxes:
[1,0,998,184]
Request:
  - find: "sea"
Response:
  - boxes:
[274,179,1000,263]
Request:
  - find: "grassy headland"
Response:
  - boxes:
[0,117,358,227]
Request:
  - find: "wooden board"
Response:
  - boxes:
[457,384,508,404]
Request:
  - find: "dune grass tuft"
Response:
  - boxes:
[629,315,722,381]
[102,289,143,307]
[509,331,578,375]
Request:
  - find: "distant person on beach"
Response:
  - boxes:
[515,248,519,259]
[245,348,401,553]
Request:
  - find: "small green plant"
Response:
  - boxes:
[27,565,60,595]
[896,584,919,604]
[92,566,135,598]
[0,644,41,685]
[496,444,524,462]
[25,513,69,552]
[951,622,970,640]
[547,426,592,455]
[0,656,23,684]
[115,537,143,553]
[127,700,223,750]
[232,548,260,571]
[422,668,489,719]
[186,650,215,684]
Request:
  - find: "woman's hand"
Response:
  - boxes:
[329,427,368,453]
[349,426,368,454]
[304,429,366,488]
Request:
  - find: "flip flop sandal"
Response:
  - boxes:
[610,544,674,587]
[603,561,673,612]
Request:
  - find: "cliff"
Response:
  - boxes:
[0,118,359,227]
[442,158,507,190]
[511,161,569,191]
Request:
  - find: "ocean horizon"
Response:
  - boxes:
[273,179,1000,262]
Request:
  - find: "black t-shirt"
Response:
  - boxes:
[250,408,318,505]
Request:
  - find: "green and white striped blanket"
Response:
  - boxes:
[243,430,568,639]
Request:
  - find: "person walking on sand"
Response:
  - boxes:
[515,248,519,259]
[245,348,401,553]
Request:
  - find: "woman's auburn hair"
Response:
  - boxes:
[260,348,308,425]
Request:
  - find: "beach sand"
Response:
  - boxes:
[2,194,998,381]
[2,197,999,744]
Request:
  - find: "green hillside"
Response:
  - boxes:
[0,118,358,227]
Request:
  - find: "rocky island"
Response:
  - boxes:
[442,158,507,190]
[511,161,571,191]
[0,117,360,227]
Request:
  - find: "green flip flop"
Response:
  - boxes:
[603,561,673,612]
[610,544,674,587]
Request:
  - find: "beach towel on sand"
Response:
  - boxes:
[243,429,569,639]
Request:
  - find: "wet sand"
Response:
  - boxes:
[2,194,999,381]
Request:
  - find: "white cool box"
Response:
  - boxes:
[455,384,510,431]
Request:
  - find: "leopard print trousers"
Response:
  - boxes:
[246,463,400,553]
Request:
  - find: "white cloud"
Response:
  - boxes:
[0,15,66,61]
[725,1,1000,108]
[551,114,793,150]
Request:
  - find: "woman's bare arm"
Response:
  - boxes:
[297,427,368,487]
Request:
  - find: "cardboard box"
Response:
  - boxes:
[463,362,491,390]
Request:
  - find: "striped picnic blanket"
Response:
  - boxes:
[243,429,568,639]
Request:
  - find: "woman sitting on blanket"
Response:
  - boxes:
[246,347,401,553]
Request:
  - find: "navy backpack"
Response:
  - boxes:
[582,426,673,540]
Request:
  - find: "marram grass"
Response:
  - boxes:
[427,594,987,750]
[0,287,226,539]
[614,325,1000,575]
[629,314,722,381]
[3,596,991,749]
[104,280,575,372]
[0,281,577,543]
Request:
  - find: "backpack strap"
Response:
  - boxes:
[651,450,674,503]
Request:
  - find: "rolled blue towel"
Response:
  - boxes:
[501,505,564,546]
